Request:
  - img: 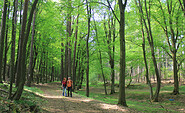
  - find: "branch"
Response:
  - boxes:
[106,0,120,23]
[177,58,185,72]
[161,46,172,59]
[177,36,184,50]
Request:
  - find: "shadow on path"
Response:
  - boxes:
[32,82,134,113]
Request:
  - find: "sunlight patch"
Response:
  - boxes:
[82,99,92,102]
[99,103,128,112]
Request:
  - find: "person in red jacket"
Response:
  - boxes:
[67,77,73,97]
[62,77,67,96]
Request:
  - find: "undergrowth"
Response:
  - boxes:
[0,83,44,112]
[75,83,185,113]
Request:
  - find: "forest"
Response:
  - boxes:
[0,0,185,112]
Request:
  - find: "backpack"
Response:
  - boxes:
[67,80,72,87]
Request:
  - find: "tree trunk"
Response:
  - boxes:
[14,0,38,100]
[136,1,153,98]
[144,0,161,102]
[0,0,8,83]
[32,45,38,81]
[61,42,64,82]
[9,0,18,99]
[67,0,72,78]
[93,14,107,95]
[15,0,23,85]
[172,51,179,94]
[110,18,116,94]
[13,0,29,100]
[27,10,36,87]
[85,0,90,97]
[72,14,79,91]
[3,2,10,81]
[117,0,128,107]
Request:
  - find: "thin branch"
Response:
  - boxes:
[161,46,172,59]
[106,0,120,23]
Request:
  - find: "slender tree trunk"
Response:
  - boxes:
[65,42,68,77]
[135,0,154,99]
[15,0,23,85]
[27,10,36,87]
[118,0,128,106]
[61,41,64,82]
[85,0,91,97]
[172,51,179,94]
[93,15,107,95]
[137,0,161,102]
[144,0,161,102]
[52,66,54,82]
[67,0,72,78]
[126,67,133,88]
[0,0,8,83]
[76,48,81,88]
[9,0,18,99]
[110,18,116,94]
[72,14,79,90]
[99,51,107,95]
[3,2,10,81]
[31,45,38,81]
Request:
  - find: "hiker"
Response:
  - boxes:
[62,77,67,96]
[67,77,73,97]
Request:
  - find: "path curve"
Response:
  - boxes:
[33,82,134,113]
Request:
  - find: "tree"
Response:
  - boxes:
[0,0,8,83]
[27,10,37,87]
[13,0,38,100]
[153,0,185,95]
[9,0,18,99]
[72,14,79,91]
[93,14,107,95]
[85,0,91,97]
[117,0,128,106]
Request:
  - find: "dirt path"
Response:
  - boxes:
[33,82,135,113]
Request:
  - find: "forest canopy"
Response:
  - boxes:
[0,0,184,107]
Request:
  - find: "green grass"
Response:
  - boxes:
[24,85,43,94]
[75,83,185,113]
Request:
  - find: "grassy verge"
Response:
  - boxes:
[0,83,45,112]
[75,83,185,113]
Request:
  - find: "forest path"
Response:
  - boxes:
[33,82,134,113]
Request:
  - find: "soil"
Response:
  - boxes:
[33,82,135,113]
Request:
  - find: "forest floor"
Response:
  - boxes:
[32,82,136,113]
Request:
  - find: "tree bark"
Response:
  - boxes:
[61,41,64,82]
[13,0,29,100]
[135,0,153,99]
[15,0,23,86]
[9,0,18,99]
[67,0,72,78]
[110,18,116,94]
[0,0,8,83]
[13,0,38,100]
[72,14,79,91]
[3,2,10,81]
[118,0,128,106]
[27,10,37,87]
[85,0,91,97]
[144,0,161,102]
